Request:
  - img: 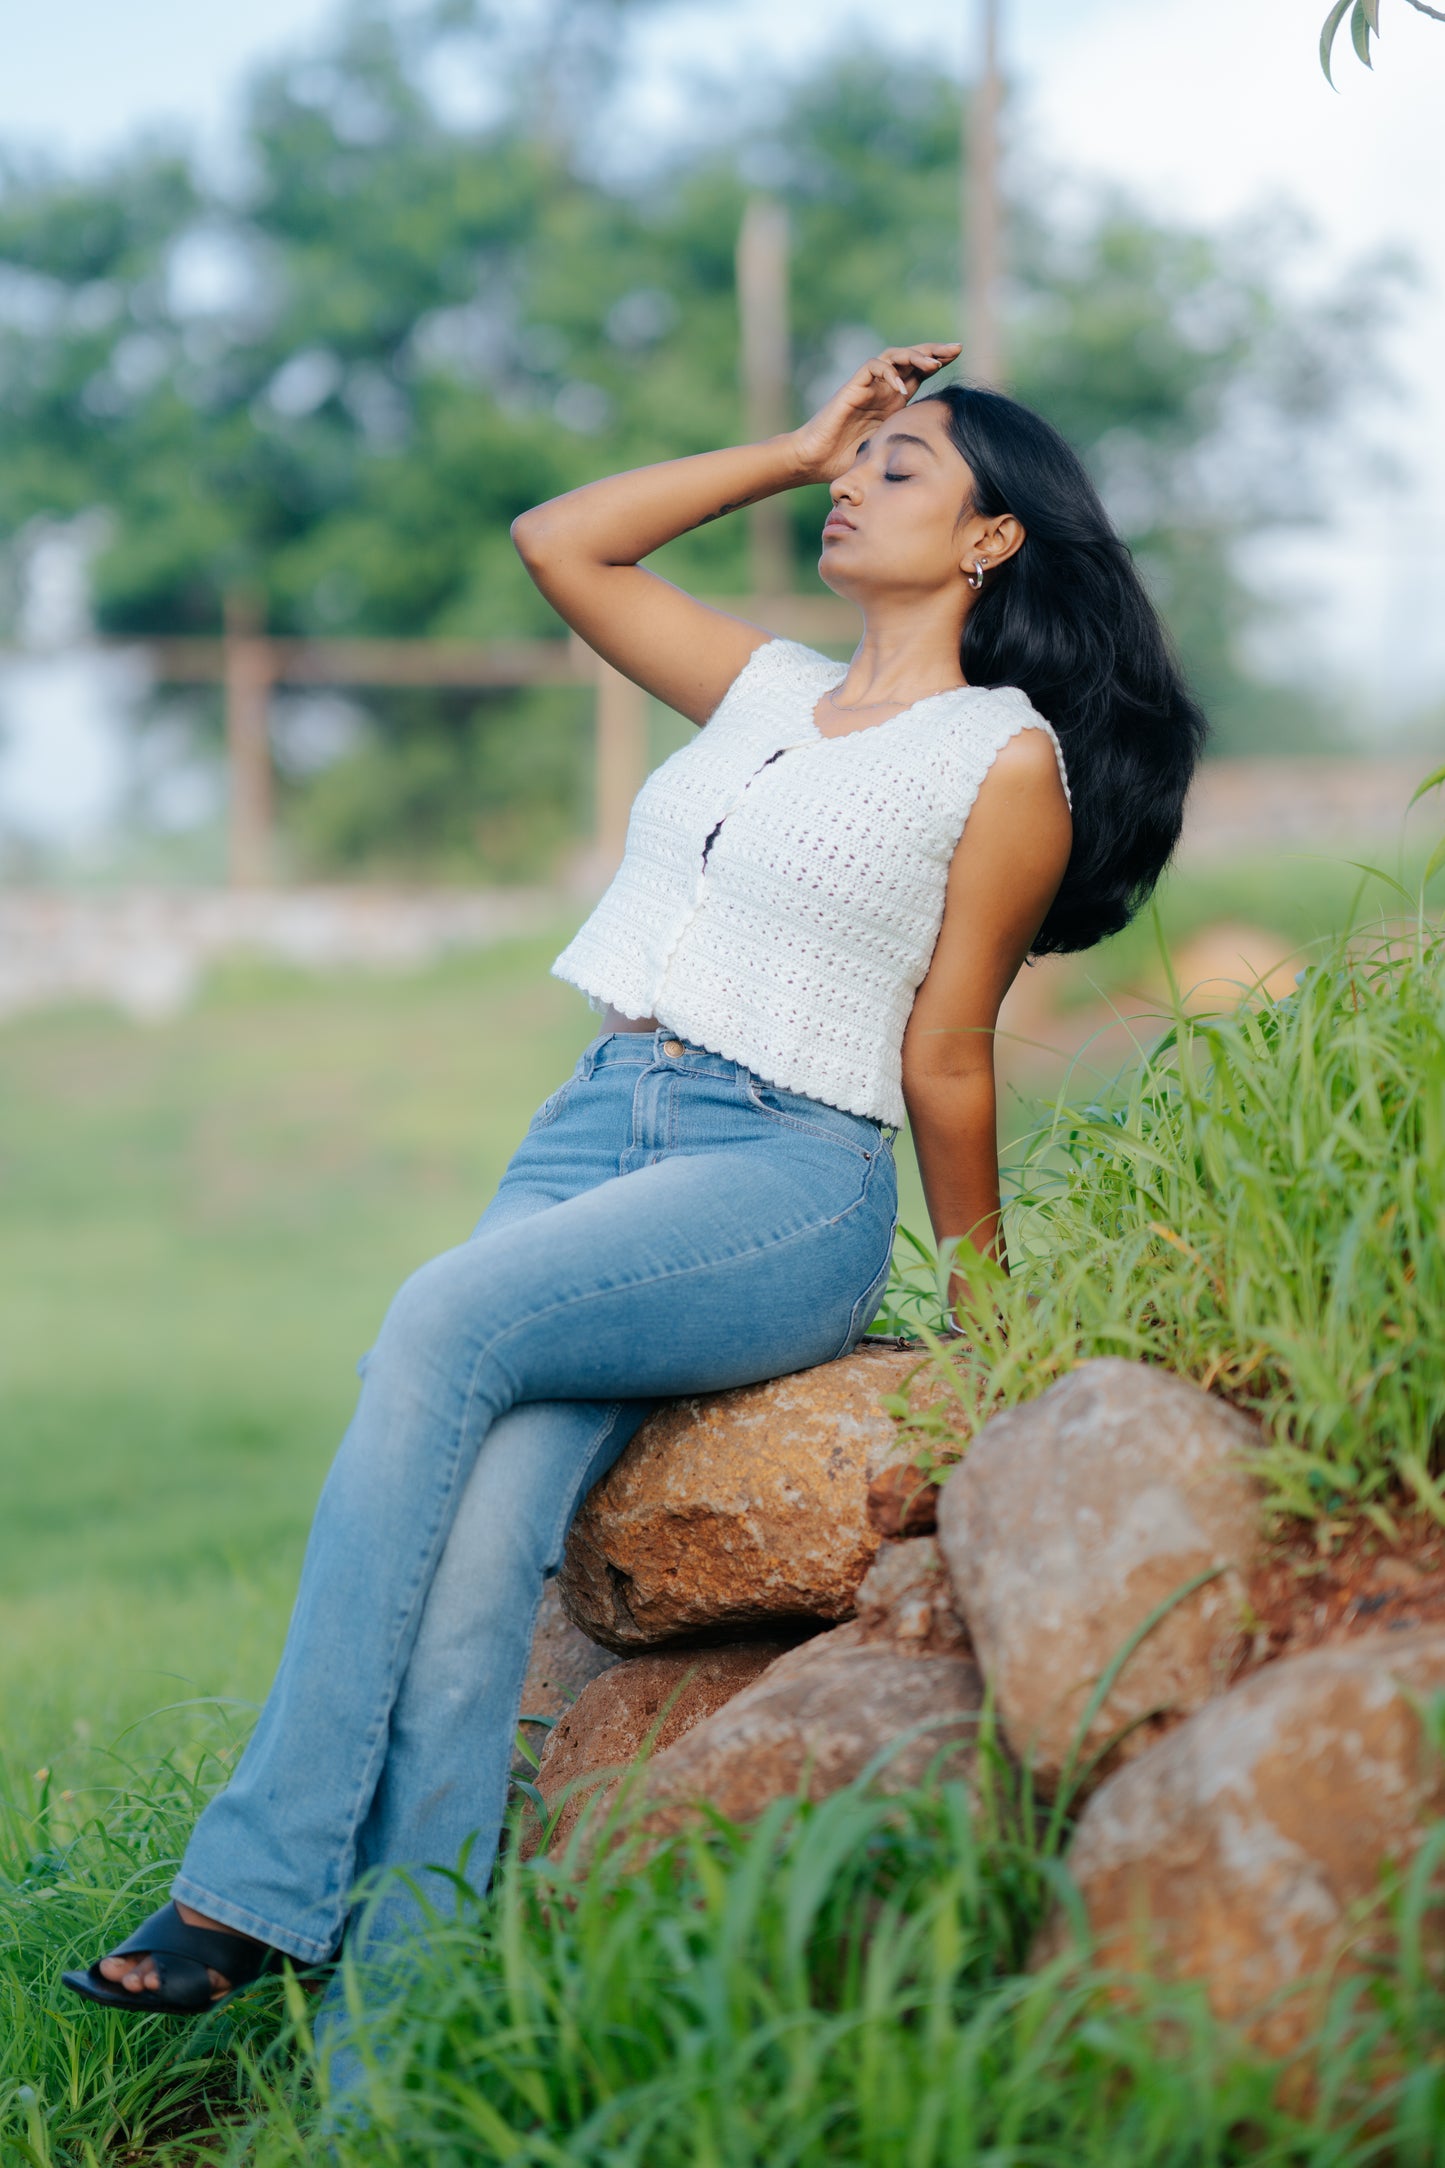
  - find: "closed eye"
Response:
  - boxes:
[883,471,912,482]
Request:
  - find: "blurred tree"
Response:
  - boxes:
[0,3,1406,876]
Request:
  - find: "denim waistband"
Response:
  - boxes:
[584,1026,736,1074]
[577,1028,899,1142]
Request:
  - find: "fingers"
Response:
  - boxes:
[891,343,961,376]
[867,342,962,397]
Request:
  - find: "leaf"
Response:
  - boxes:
[1398,1452,1445,1529]
[1335,857,1418,906]
[1422,832,1445,889]
[1351,0,1376,64]
[1362,0,1382,29]
[1320,0,1355,82]
[1408,763,1445,808]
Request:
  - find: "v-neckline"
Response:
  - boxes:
[806,663,974,743]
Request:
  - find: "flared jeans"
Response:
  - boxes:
[172,1026,899,1964]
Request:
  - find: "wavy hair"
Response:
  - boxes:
[923,383,1208,955]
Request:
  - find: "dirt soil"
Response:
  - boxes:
[1240,1510,1445,1673]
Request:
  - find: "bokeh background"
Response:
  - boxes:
[1,0,1442,1768]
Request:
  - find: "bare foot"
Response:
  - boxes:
[97,1901,262,1999]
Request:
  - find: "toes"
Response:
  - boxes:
[93,1945,229,2000]
[97,1951,161,1992]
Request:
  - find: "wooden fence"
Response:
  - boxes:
[116,594,860,886]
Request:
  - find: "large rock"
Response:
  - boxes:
[512,1582,621,1775]
[528,1640,792,1855]
[559,1345,973,1650]
[519,1582,620,1725]
[1040,1628,1445,2058]
[607,1538,983,1844]
[936,1359,1265,1792]
[838,1534,973,1658]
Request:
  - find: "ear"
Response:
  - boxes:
[986,513,1026,567]
[959,511,1025,580]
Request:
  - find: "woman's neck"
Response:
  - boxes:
[831,594,970,708]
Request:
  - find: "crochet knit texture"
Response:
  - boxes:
[551,636,1072,1127]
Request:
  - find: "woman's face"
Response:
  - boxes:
[818,398,996,603]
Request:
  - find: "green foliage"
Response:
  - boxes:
[878,878,1445,1526]
[278,686,593,881]
[1321,0,1445,84]
[8,1745,1445,2164]
[0,1,1406,852]
[4,881,1445,2158]
[0,1722,286,2167]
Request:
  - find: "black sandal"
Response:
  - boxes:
[61,1899,295,2016]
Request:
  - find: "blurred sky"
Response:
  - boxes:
[0,0,1441,848]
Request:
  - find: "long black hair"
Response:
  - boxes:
[923,383,1208,956]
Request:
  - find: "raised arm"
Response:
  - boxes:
[900,727,1073,1326]
[510,342,961,726]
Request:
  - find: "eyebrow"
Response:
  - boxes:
[857,432,940,462]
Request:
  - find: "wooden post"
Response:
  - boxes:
[594,658,648,873]
[223,589,275,887]
[962,0,1004,386]
[736,194,793,597]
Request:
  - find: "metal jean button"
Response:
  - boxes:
[663,1038,685,1057]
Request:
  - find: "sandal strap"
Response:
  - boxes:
[110,1899,276,1986]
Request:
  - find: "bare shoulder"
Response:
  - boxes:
[979,711,1072,811]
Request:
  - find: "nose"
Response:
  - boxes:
[829,472,861,505]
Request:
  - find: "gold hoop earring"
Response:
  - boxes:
[966,557,988,591]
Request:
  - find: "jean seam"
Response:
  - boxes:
[454,1151,887,1440]
[309,1390,500,1946]
[474,1398,631,1872]
[833,1206,899,1360]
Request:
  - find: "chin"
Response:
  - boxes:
[817,552,863,601]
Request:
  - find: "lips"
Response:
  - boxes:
[822,512,856,537]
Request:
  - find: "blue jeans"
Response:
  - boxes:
[173,1026,899,1964]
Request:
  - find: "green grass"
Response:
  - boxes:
[270,1767,1445,2168]
[8,1734,1444,2165]
[3,841,1444,2163]
[879,891,1445,1525]
[0,928,610,1770]
[1045,837,1445,1013]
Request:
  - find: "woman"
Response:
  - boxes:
[64,340,1204,2015]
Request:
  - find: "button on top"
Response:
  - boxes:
[663,1038,685,1057]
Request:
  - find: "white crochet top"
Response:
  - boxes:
[550,636,1072,1127]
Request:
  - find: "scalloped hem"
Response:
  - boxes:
[552,959,903,1127]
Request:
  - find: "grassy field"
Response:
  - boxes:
[0,918,942,1781]
[2,846,1442,2163]
[1,927,637,1770]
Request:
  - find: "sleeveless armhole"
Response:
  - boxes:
[983,686,1073,813]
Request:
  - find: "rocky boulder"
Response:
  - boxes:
[512,1582,621,1775]
[519,1582,620,1725]
[600,1539,982,1847]
[559,1345,971,1650]
[1038,1626,1445,2058]
[527,1640,793,1855]
[936,1358,1265,1792]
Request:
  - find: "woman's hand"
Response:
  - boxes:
[789,342,961,485]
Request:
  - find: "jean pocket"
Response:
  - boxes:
[743,1077,882,1162]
